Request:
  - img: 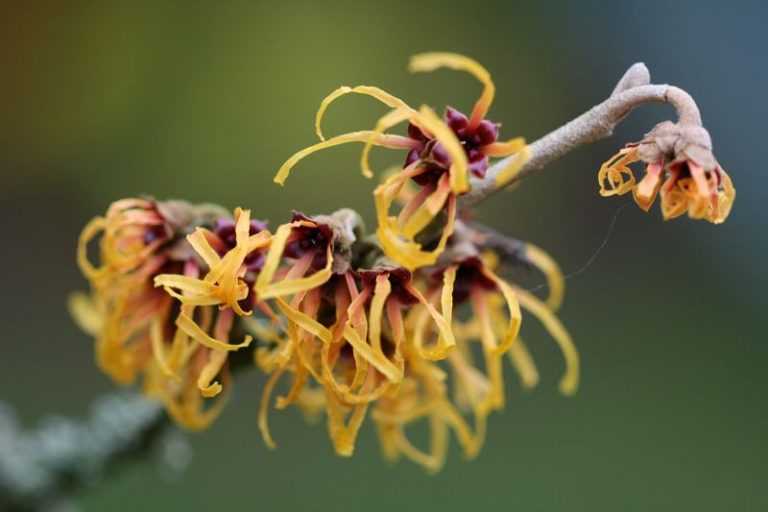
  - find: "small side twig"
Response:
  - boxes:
[461,63,703,206]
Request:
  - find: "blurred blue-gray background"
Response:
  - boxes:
[1,1,766,510]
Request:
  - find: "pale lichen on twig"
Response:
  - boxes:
[0,394,169,511]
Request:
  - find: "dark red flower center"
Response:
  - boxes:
[405,106,499,185]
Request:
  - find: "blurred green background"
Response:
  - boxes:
[1,1,766,510]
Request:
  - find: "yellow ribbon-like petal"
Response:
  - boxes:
[481,266,523,356]
[506,336,539,389]
[409,52,495,131]
[275,297,333,345]
[255,221,334,300]
[598,147,638,197]
[521,243,565,311]
[315,85,416,141]
[186,228,222,270]
[197,349,228,398]
[274,131,415,185]
[258,367,286,449]
[361,107,414,178]
[68,292,103,336]
[406,268,456,360]
[325,387,369,457]
[376,193,457,270]
[483,137,526,157]
[512,286,579,396]
[77,217,107,281]
[176,312,252,352]
[494,144,531,188]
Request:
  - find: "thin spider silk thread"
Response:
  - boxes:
[526,202,629,294]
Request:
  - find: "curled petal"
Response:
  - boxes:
[392,413,448,473]
[206,210,265,315]
[150,316,178,379]
[400,173,452,238]
[77,217,108,280]
[512,286,579,396]
[315,85,416,141]
[322,342,392,405]
[176,312,252,352]
[409,52,495,131]
[361,107,413,178]
[522,243,565,311]
[406,267,457,360]
[437,400,484,460]
[258,367,286,449]
[159,209,267,315]
[483,137,526,157]
[598,148,638,197]
[275,357,311,409]
[368,275,393,361]
[197,349,228,398]
[679,178,709,220]
[106,198,152,216]
[275,297,333,344]
[255,222,334,300]
[186,228,222,270]
[470,291,504,410]
[325,387,369,457]
[376,192,457,270]
[273,131,416,186]
[145,363,231,432]
[154,274,219,298]
[255,222,292,298]
[660,176,689,221]
[506,336,539,389]
[710,169,735,224]
[165,312,196,377]
[342,324,401,383]
[163,391,229,431]
[342,284,400,384]
[480,267,523,356]
[68,292,103,336]
[493,144,531,188]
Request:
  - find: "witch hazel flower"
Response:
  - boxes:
[598,121,735,224]
[73,200,276,430]
[256,260,456,458]
[273,53,530,270]
[72,198,204,384]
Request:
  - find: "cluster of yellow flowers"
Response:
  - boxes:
[72,52,729,471]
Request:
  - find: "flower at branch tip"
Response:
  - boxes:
[273,52,530,269]
[598,121,735,223]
